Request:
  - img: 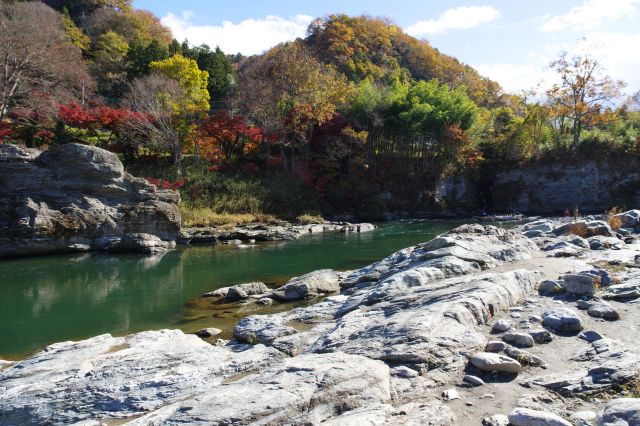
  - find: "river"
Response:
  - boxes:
[0,219,465,358]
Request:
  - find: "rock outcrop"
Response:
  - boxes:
[3,215,640,424]
[0,144,181,257]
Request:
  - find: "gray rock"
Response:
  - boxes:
[553,220,614,238]
[504,347,545,367]
[485,340,508,352]
[603,278,640,300]
[492,319,513,333]
[196,327,222,338]
[226,282,270,301]
[463,374,485,386]
[571,410,596,424]
[542,307,584,334]
[482,414,509,426]
[528,329,554,343]
[272,269,344,301]
[508,408,572,426]
[0,144,180,258]
[151,352,392,425]
[578,330,604,342]
[601,398,640,426]
[524,220,555,234]
[0,330,282,425]
[103,233,175,254]
[503,332,535,348]
[587,302,620,321]
[614,210,640,227]
[563,274,597,295]
[470,352,522,374]
[255,297,274,306]
[442,388,462,401]
[390,366,419,378]
[538,280,565,296]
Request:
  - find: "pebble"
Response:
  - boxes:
[527,329,553,344]
[390,366,419,378]
[463,374,485,387]
[578,330,604,342]
[542,307,584,334]
[482,414,509,426]
[492,319,512,333]
[538,280,564,296]
[256,297,274,306]
[485,340,507,352]
[442,388,461,401]
[502,332,534,348]
[587,302,620,321]
[480,393,496,399]
[508,407,572,426]
[196,328,223,338]
[504,347,545,367]
[470,352,522,374]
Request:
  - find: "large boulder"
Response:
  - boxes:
[272,269,346,301]
[600,398,640,425]
[0,144,181,258]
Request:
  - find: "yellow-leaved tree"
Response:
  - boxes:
[148,54,210,163]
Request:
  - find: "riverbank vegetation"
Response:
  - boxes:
[1,1,639,220]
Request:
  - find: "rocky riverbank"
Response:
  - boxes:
[2,211,640,424]
[180,222,376,244]
[0,143,376,258]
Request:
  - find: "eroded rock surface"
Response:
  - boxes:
[4,216,640,425]
[0,144,180,257]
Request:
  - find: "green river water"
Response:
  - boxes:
[0,220,464,359]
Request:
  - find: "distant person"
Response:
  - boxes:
[573,207,580,220]
[563,208,570,222]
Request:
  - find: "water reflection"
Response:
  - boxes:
[0,219,461,358]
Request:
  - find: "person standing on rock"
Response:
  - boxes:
[573,207,580,220]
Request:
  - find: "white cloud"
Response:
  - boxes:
[475,63,551,94]
[405,6,500,36]
[161,12,314,55]
[539,0,639,32]
[476,33,640,95]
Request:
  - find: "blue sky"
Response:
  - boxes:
[133,0,640,95]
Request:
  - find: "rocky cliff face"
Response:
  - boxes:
[491,160,640,214]
[437,160,640,214]
[0,143,181,258]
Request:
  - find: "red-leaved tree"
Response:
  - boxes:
[199,111,262,162]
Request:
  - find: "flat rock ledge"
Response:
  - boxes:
[0,144,181,258]
[180,221,375,244]
[3,216,640,424]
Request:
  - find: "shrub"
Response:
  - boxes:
[606,207,622,230]
[296,213,325,224]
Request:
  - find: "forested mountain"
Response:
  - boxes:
[1,1,638,220]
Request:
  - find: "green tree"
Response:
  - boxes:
[61,7,90,51]
[90,30,129,99]
[386,79,477,136]
[184,45,235,108]
[126,38,169,80]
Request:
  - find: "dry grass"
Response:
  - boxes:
[606,207,623,230]
[296,213,325,224]
[180,206,279,227]
[567,222,588,237]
